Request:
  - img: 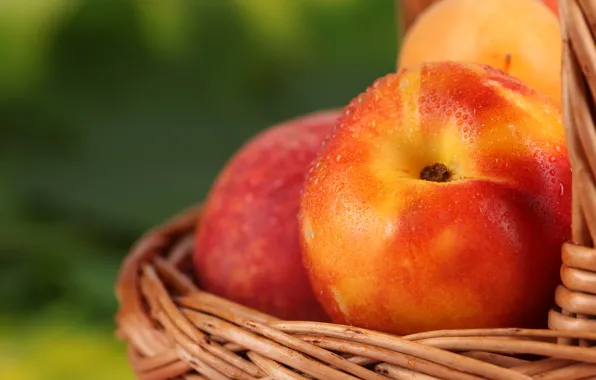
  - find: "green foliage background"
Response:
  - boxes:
[0,1,401,378]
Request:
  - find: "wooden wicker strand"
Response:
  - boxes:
[116,201,596,379]
[548,0,596,343]
[295,335,482,380]
[114,0,596,378]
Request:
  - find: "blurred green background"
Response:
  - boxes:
[0,0,400,378]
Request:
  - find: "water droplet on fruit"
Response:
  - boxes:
[336,154,342,162]
[384,221,396,237]
[560,183,565,195]
[549,156,556,163]
[551,178,556,183]
[549,169,555,176]
[555,145,561,152]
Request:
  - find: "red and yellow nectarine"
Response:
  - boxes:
[398,0,562,107]
[541,0,558,16]
[195,110,341,322]
[299,62,571,335]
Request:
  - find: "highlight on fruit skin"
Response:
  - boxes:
[398,0,562,107]
[299,61,571,336]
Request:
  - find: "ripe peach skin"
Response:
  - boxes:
[299,62,571,335]
[401,0,443,31]
[400,0,559,28]
[398,0,562,107]
[542,0,558,16]
[194,110,341,322]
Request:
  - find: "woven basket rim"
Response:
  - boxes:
[114,0,596,378]
[114,210,596,379]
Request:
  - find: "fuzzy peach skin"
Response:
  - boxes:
[542,0,558,16]
[400,0,559,28]
[195,109,341,322]
[398,0,562,107]
[299,62,571,335]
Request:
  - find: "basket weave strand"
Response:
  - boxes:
[117,209,596,380]
[115,0,596,378]
[548,0,596,346]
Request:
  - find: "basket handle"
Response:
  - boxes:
[547,0,596,344]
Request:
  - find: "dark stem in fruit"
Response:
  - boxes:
[420,163,451,182]
[504,53,512,73]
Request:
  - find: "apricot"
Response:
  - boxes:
[400,0,559,28]
[398,0,562,107]
[299,62,571,335]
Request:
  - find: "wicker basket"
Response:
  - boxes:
[400,0,440,31]
[114,1,596,378]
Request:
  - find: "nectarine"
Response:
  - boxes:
[398,0,562,107]
[194,110,341,321]
[299,62,571,335]
[541,0,558,16]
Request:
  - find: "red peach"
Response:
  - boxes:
[194,110,341,321]
[299,62,571,335]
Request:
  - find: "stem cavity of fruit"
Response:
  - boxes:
[504,53,512,73]
[420,163,452,182]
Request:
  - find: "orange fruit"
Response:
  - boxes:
[398,0,562,107]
